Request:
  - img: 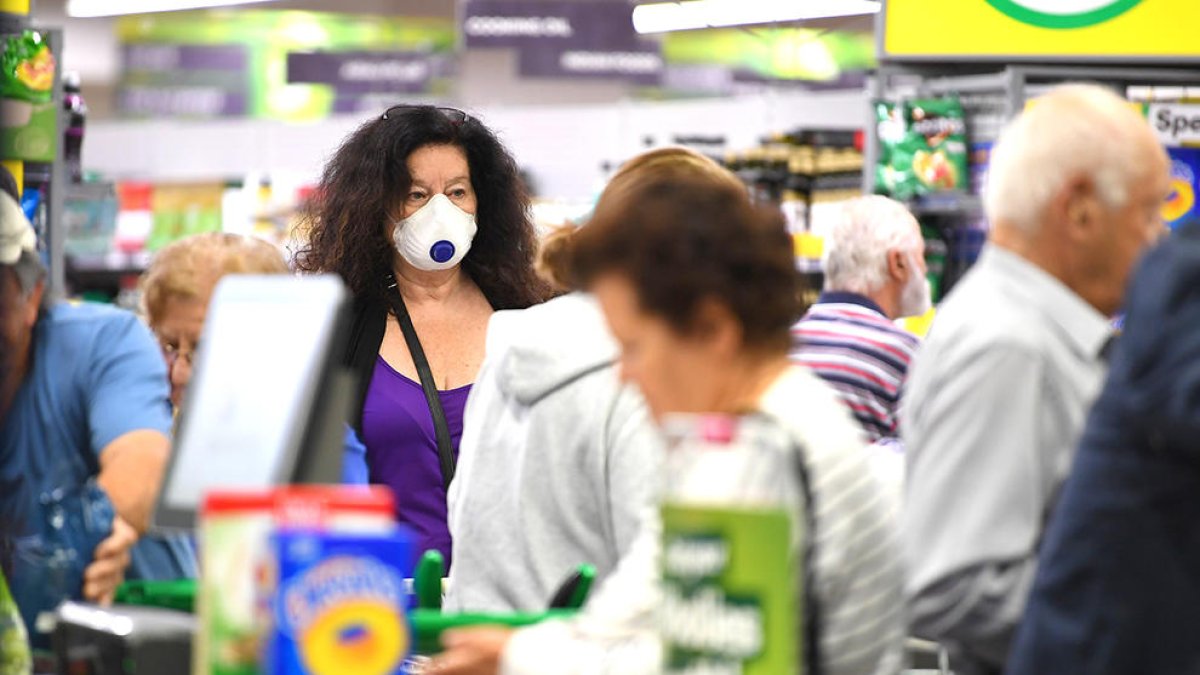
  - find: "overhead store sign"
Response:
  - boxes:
[518,45,663,85]
[287,51,432,94]
[117,10,456,121]
[883,0,1200,61]
[462,0,663,83]
[1150,103,1200,147]
[664,27,875,82]
[120,44,249,117]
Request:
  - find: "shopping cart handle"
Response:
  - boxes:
[414,550,445,611]
[548,564,596,610]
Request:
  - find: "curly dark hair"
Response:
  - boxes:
[295,105,553,309]
[569,175,805,354]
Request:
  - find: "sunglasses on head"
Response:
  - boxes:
[381,105,469,125]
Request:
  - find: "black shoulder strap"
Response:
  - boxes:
[345,294,387,436]
[385,280,456,491]
[793,438,822,675]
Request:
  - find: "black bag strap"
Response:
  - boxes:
[793,438,822,675]
[385,278,456,491]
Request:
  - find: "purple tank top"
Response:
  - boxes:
[361,356,471,569]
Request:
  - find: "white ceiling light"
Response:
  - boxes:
[67,0,280,18]
[632,0,882,34]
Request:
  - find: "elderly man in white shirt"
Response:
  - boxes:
[901,83,1171,675]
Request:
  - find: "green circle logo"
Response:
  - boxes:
[985,0,1142,28]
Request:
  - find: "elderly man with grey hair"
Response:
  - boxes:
[901,84,1171,674]
[791,195,928,442]
[0,184,172,646]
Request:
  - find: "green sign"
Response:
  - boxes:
[663,28,875,81]
[661,503,800,675]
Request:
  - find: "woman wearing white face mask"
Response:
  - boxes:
[297,105,553,567]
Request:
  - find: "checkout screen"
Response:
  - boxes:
[161,278,340,512]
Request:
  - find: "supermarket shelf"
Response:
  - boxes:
[797,258,824,275]
[66,252,152,292]
[863,63,1200,193]
[905,193,984,217]
[0,11,29,34]
[21,162,52,185]
[67,251,152,273]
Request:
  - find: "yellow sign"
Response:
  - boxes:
[885,0,1200,60]
[0,0,30,14]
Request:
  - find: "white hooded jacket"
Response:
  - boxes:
[446,293,663,612]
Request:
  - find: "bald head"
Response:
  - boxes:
[987,83,1170,316]
[986,83,1164,234]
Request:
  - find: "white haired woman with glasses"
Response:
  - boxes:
[141,232,290,409]
[295,105,554,567]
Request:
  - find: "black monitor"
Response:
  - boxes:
[153,274,354,530]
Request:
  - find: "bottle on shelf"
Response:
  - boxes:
[62,71,87,184]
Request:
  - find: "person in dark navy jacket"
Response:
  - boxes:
[1006,220,1200,674]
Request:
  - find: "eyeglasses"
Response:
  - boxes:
[381,105,469,126]
[159,340,198,370]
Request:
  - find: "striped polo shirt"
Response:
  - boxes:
[791,291,920,442]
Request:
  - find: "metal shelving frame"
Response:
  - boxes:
[30,26,66,300]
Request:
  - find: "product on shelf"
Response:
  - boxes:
[875,96,968,200]
[62,70,86,184]
[969,142,993,197]
[1,29,58,162]
[724,129,863,250]
[63,182,118,256]
[1165,146,1199,229]
[723,129,865,279]
[909,97,968,192]
[1,30,53,116]
[114,182,153,253]
[874,101,913,199]
[147,182,224,250]
[922,223,948,304]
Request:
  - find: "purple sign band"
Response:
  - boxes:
[463,0,648,51]
[287,51,432,93]
[517,44,663,86]
[123,44,248,73]
[119,86,247,117]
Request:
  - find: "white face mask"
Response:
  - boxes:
[393,193,478,271]
[898,251,933,318]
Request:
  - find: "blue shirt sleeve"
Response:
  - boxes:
[85,311,173,455]
[342,425,370,485]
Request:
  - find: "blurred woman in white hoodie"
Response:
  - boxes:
[433,153,903,675]
[446,149,744,613]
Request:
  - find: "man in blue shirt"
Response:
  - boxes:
[0,189,172,639]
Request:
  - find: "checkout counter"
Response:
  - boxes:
[51,555,593,674]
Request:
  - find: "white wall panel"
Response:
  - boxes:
[85,89,867,198]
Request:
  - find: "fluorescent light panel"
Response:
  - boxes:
[67,0,278,18]
[632,0,882,34]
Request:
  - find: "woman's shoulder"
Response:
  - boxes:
[763,367,864,433]
[761,366,873,468]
